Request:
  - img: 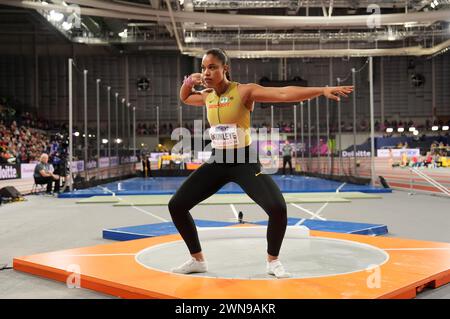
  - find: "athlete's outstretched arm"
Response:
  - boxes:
[246,83,354,103]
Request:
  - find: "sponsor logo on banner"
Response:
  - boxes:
[0,163,21,180]
[377,148,420,158]
[121,156,139,164]
[99,157,110,168]
[342,150,372,157]
[21,163,37,179]
[110,157,119,166]
[71,161,85,173]
[86,161,97,169]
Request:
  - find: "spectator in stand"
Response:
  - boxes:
[424,152,434,168]
[400,151,408,167]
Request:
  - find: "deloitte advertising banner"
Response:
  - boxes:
[342,150,372,157]
[0,163,21,180]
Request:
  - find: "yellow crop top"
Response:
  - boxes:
[205,82,251,149]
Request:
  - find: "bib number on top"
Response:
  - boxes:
[209,124,239,148]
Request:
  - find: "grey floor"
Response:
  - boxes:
[0,190,449,299]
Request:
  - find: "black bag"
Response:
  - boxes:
[0,186,22,199]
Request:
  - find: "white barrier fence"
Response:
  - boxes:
[0,157,139,195]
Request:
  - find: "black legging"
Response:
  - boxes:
[35,176,60,193]
[282,155,292,175]
[168,146,287,257]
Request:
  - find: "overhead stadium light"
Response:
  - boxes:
[397,127,405,133]
[432,126,439,131]
[386,128,393,133]
[387,27,396,41]
[49,10,64,22]
[118,29,128,38]
[442,126,449,131]
[62,21,73,31]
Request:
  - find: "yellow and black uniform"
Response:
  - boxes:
[169,82,287,257]
[206,81,251,149]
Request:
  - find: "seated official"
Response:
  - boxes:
[34,153,60,194]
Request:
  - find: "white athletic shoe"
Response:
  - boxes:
[171,258,208,274]
[267,259,291,278]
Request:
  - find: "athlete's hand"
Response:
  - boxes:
[189,73,204,87]
[189,73,214,93]
[323,86,354,102]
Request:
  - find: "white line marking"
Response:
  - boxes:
[111,194,169,223]
[128,204,169,222]
[350,225,386,234]
[229,204,239,221]
[98,185,115,197]
[297,188,345,223]
[383,248,450,251]
[104,229,150,236]
[294,218,307,226]
[315,202,329,216]
[290,203,327,221]
[336,182,346,193]
[60,253,136,257]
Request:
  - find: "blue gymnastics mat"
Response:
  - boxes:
[103,220,238,241]
[60,175,391,198]
[254,218,388,236]
[103,218,388,241]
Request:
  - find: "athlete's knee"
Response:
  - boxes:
[277,199,287,215]
[267,200,287,222]
[168,195,185,216]
[278,202,288,223]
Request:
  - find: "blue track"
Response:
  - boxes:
[59,175,391,198]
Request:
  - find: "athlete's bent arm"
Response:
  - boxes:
[246,83,354,103]
[180,73,211,107]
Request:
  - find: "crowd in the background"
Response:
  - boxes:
[0,119,50,164]
[0,100,65,164]
[137,122,212,135]
[2,92,449,167]
[430,141,449,156]
[137,118,450,136]
[393,141,449,154]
